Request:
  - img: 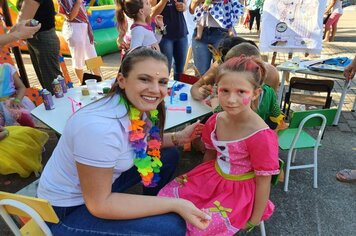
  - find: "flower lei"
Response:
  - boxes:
[128,105,162,187]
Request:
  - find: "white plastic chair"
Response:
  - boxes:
[278,109,337,191]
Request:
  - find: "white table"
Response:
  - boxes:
[276,61,352,125]
[31,81,212,134]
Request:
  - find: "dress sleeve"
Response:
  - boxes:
[246,129,280,176]
[201,113,218,150]
[130,27,145,49]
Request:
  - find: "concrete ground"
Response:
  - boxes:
[1,5,355,236]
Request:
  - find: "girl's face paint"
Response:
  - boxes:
[217,71,256,115]
[242,96,251,105]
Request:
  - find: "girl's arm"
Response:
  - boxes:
[189,0,203,14]
[325,0,337,14]
[245,175,271,228]
[202,149,216,162]
[77,163,211,228]
[12,72,26,108]
[150,0,169,18]
[0,127,9,141]
[59,0,83,21]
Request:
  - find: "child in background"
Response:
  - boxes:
[159,56,279,235]
[0,63,35,127]
[194,0,212,40]
[116,0,165,50]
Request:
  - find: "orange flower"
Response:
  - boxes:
[129,119,145,131]
[147,140,161,149]
[148,149,160,157]
[129,130,145,141]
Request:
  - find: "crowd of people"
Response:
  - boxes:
[0,0,355,235]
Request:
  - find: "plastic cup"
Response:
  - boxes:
[85,79,97,98]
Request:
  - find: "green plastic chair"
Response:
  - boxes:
[278,108,337,192]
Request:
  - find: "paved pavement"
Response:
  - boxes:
[0,5,355,236]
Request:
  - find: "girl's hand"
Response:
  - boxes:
[155,15,164,29]
[151,43,160,51]
[177,120,204,144]
[9,98,22,109]
[0,127,9,141]
[175,199,211,230]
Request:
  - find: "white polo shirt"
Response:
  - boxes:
[38,94,140,207]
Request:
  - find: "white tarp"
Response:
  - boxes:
[260,0,327,54]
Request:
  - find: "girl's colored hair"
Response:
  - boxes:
[109,47,168,137]
[217,55,266,89]
[115,0,143,33]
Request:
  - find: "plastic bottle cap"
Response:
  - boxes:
[186,106,192,113]
[179,93,188,101]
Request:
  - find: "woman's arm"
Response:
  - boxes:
[17,0,40,22]
[162,120,204,147]
[190,62,218,100]
[59,0,83,21]
[150,0,169,18]
[77,163,211,228]
[244,175,271,228]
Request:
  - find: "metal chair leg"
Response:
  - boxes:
[313,147,318,189]
[260,221,266,236]
[284,149,293,192]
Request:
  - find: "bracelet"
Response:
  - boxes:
[246,220,256,232]
[155,25,167,35]
[171,132,179,146]
[14,98,21,104]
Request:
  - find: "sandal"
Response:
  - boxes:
[336,169,356,183]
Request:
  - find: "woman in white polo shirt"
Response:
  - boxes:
[37,47,211,235]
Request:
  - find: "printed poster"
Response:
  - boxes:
[260,0,327,54]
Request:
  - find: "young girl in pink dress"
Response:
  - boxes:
[159,55,280,235]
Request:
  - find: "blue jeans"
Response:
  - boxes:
[49,147,186,236]
[192,27,228,75]
[159,36,188,81]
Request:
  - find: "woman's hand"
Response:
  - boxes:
[175,199,211,230]
[175,0,186,12]
[197,84,213,100]
[177,120,204,145]
[10,20,41,40]
[344,59,356,81]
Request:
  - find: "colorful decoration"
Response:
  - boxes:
[128,105,162,187]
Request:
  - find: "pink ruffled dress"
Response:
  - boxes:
[159,113,280,235]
